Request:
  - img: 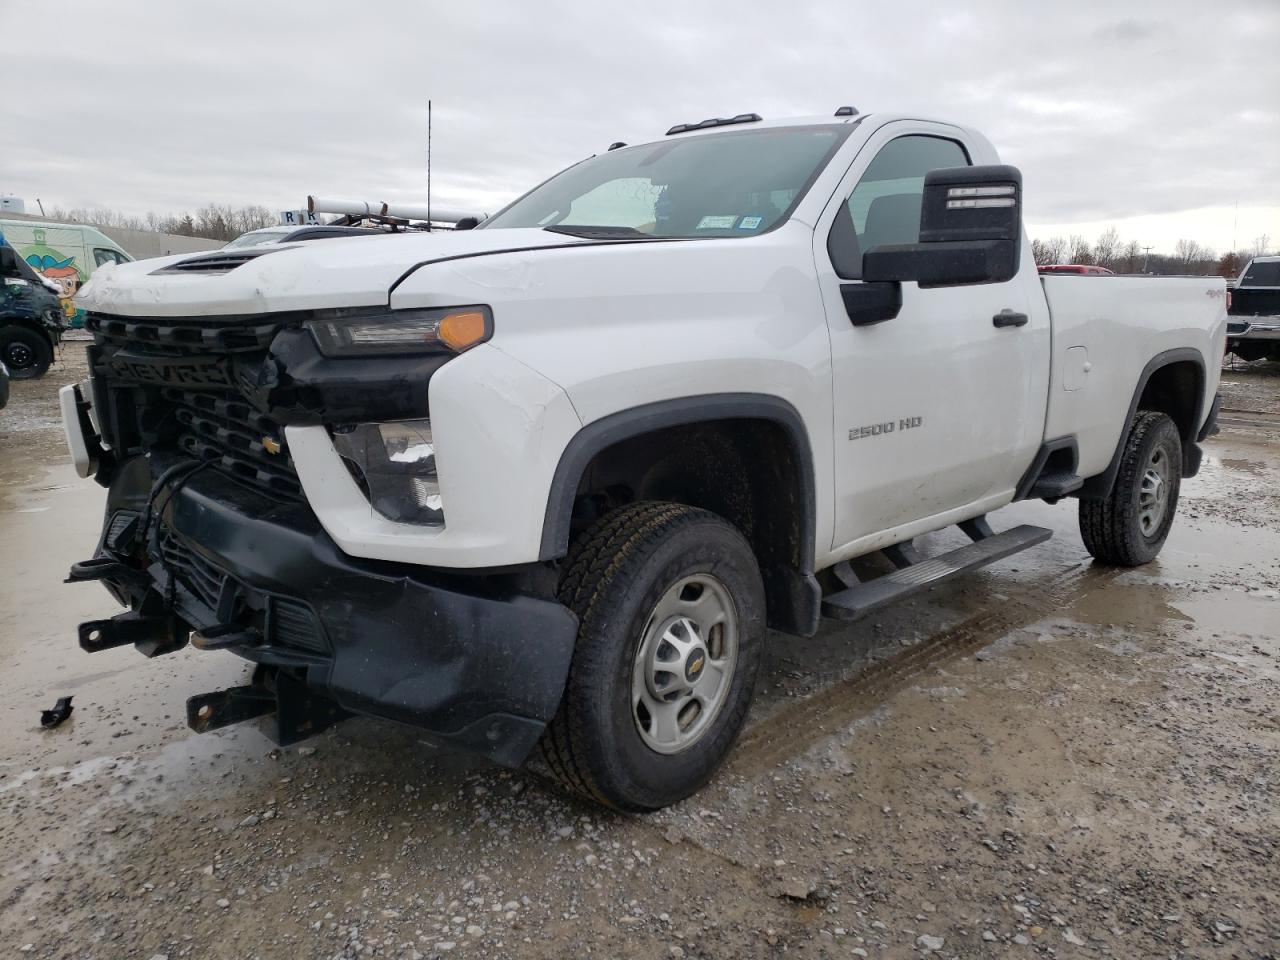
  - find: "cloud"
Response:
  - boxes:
[1,0,1276,252]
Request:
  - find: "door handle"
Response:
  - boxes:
[993,309,1029,328]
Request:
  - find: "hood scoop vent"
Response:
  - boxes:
[152,249,281,276]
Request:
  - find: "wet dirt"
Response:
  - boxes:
[1,354,1277,959]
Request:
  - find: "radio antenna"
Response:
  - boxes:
[427,99,432,231]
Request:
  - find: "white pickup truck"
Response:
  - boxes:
[62,108,1226,810]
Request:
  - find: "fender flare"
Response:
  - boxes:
[1078,347,1206,500]
[538,393,817,571]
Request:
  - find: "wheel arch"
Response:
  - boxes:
[1079,347,1207,500]
[539,393,820,636]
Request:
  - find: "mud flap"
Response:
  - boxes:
[186,669,351,746]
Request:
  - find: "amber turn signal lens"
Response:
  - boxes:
[438,310,489,351]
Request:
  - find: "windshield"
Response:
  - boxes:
[483,125,850,238]
[224,228,293,249]
[1242,260,1280,286]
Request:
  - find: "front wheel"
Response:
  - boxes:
[539,502,766,811]
[0,325,53,380]
[1079,411,1182,566]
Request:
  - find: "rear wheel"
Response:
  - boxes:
[1079,411,1182,566]
[0,326,52,380]
[539,501,766,811]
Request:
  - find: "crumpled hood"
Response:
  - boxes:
[76,228,584,318]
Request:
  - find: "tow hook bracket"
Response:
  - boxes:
[187,670,351,746]
[191,623,259,651]
[66,556,147,587]
[79,611,188,658]
[187,685,275,734]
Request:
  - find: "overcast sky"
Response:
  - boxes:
[2,0,1276,253]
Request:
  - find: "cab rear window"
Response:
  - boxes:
[1241,261,1280,286]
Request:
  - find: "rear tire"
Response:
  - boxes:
[539,501,766,811]
[1079,411,1181,566]
[0,325,52,380]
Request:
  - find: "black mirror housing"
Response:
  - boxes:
[863,164,1022,287]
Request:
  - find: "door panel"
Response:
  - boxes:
[813,122,1049,553]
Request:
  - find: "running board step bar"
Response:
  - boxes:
[821,523,1052,622]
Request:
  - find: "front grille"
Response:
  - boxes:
[88,310,305,502]
[86,312,279,353]
[165,388,303,500]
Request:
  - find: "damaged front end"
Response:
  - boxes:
[64,309,576,763]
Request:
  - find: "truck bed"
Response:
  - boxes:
[1039,275,1226,482]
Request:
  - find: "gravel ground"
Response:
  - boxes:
[0,345,1276,959]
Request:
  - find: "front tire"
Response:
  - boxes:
[539,501,766,811]
[0,325,53,380]
[1079,411,1182,566]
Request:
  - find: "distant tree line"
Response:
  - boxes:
[39,204,1277,275]
[48,204,278,242]
[1032,228,1273,278]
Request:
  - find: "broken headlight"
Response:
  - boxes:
[307,306,492,357]
[332,420,442,525]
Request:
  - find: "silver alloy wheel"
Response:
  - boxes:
[1138,445,1171,537]
[631,573,738,755]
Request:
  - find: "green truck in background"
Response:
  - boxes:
[0,218,133,328]
[0,242,64,379]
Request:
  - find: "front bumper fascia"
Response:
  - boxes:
[75,459,578,767]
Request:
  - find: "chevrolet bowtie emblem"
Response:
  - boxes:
[262,436,282,455]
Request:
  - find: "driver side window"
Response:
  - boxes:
[828,134,970,279]
[94,248,129,267]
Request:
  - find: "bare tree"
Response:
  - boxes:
[42,202,278,242]
[1094,227,1122,270]
[1118,239,1143,274]
[1067,235,1094,265]
[1251,234,1272,258]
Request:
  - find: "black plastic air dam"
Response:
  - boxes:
[100,462,578,766]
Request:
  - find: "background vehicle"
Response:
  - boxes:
[0,243,63,379]
[0,217,132,328]
[1038,264,1115,275]
[0,359,9,410]
[1227,256,1280,362]
[62,109,1225,811]
[223,224,387,249]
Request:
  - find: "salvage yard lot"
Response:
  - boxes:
[1,345,1277,959]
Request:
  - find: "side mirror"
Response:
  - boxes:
[862,164,1022,287]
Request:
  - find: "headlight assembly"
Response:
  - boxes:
[307,305,492,357]
[332,419,442,525]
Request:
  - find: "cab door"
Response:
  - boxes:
[813,122,1049,556]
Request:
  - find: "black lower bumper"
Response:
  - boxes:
[75,457,578,767]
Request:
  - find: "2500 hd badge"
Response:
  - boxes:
[849,416,923,440]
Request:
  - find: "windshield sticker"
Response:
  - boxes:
[696,215,738,230]
[738,216,763,230]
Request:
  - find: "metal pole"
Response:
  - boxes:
[427,100,432,231]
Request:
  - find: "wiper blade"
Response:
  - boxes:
[543,224,653,239]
